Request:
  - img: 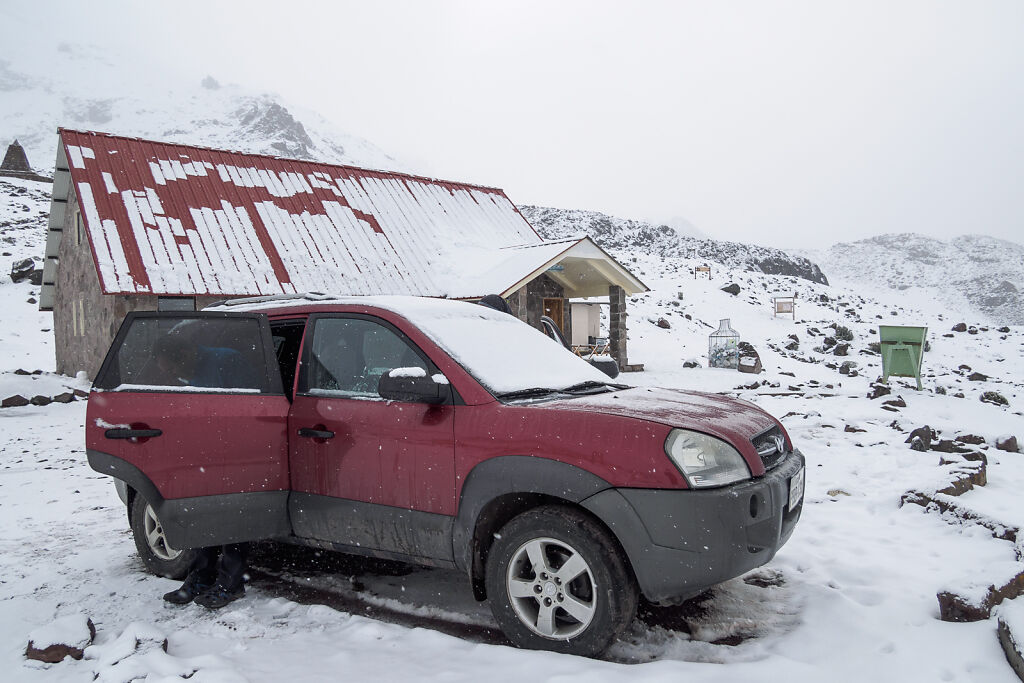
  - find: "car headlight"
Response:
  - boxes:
[665,429,751,488]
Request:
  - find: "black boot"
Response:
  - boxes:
[193,583,245,609]
[162,573,213,605]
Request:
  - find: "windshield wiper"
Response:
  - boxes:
[561,380,628,394]
[496,387,562,401]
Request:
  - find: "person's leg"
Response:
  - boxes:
[216,543,249,592]
[162,547,218,604]
[194,543,249,609]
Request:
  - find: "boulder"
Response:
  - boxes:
[998,326,1011,333]
[905,425,936,450]
[833,343,850,356]
[52,392,75,404]
[30,395,51,406]
[25,615,95,663]
[822,336,837,351]
[951,322,967,332]
[720,283,741,296]
[737,341,762,374]
[868,383,891,400]
[9,258,34,283]
[2,395,30,408]
[29,270,42,286]
[655,317,671,329]
[968,326,979,335]
[981,391,1009,407]
[997,435,1020,453]
[883,396,907,409]
[932,439,972,454]
[968,372,988,382]
[955,434,986,445]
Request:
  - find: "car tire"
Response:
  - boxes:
[129,494,197,579]
[485,505,638,657]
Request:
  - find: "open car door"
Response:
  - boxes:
[86,311,291,549]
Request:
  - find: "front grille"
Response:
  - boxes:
[752,425,788,471]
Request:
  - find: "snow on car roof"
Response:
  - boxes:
[211,294,610,394]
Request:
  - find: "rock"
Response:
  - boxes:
[784,340,799,351]
[720,283,741,296]
[868,383,891,400]
[935,385,947,395]
[26,297,37,304]
[958,364,972,373]
[30,395,52,406]
[906,425,936,450]
[833,343,850,356]
[883,396,907,409]
[968,326,979,335]
[952,322,967,332]
[9,257,34,283]
[655,317,671,329]
[737,342,762,374]
[29,270,42,286]
[968,372,988,381]
[822,336,837,351]
[839,361,858,376]
[73,389,89,398]
[999,326,1011,333]
[25,615,95,663]
[981,391,1009,407]
[2,395,30,408]
[932,439,972,454]
[818,294,830,303]
[844,425,866,433]
[682,359,700,369]
[52,392,75,404]
[13,368,30,375]
[909,435,928,451]
[956,434,986,445]
[997,436,1020,453]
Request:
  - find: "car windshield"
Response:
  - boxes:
[391,297,618,397]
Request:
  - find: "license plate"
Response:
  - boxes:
[788,467,805,512]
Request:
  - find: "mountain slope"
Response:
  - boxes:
[0,12,401,175]
[803,233,1024,325]
[519,205,829,285]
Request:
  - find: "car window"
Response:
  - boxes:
[97,316,270,393]
[304,317,428,399]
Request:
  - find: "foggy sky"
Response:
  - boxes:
[7,1,1024,249]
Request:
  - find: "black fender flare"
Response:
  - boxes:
[451,456,614,586]
[88,448,165,517]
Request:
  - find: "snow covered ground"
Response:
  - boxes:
[3,199,1024,679]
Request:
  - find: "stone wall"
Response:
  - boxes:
[524,274,570,336]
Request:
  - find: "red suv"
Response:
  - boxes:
[86,294,804,657]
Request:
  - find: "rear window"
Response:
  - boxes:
[95,316,273,393]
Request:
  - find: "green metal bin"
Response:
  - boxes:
[878,325,928,390]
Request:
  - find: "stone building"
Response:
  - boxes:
[41,129,647,377]
[1,140,52,183]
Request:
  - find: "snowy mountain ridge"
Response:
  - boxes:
[0,16,401,176]
[519,204,830,285]
[801,233,1024,325]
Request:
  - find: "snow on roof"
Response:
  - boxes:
[50,129,551,300]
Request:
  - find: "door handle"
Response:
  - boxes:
[297,427,335,439]
[105,428,162,439]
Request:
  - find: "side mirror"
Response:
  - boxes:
[378,368,446,404]
[588,356,619,379]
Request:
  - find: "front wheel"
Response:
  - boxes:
[129,494,197,579]
[485,506,638,657]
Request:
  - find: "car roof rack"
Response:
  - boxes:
[205,292,335,309]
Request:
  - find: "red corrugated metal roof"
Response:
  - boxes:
[59,129,544,298]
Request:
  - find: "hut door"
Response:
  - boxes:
[543,298,564,333]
